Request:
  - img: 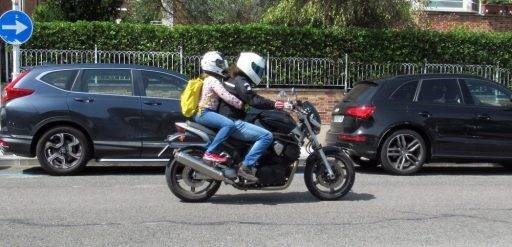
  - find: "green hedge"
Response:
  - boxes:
[25,22,512,67]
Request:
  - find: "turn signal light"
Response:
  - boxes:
[345,105,375,119]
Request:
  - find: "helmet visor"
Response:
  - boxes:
[251,62,265,79]
[215,59,228,70]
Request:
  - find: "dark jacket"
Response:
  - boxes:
[217,75,275,120]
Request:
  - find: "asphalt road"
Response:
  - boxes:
[1,164,512,246]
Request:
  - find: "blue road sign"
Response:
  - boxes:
[0,10,33,45]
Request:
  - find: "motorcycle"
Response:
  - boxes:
[159,89,355,201]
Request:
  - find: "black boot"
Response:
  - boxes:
[238,164,258,182]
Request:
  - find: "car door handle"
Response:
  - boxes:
[476,114,492,121]
[74,97,94,103]
[143,101,162,106]
[418,111,431,118]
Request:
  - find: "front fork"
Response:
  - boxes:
[304,120,335,179]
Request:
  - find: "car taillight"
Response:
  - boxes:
[345,105,375,119]
[175,124,185,133]
[0,139,9,148]
[2,70,33,104]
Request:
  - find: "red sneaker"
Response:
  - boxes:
[203,152,228,163]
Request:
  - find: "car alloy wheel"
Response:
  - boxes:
[44,133,83,170]
[386,133,423,171]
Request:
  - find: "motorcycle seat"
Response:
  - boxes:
[186,121,217,137]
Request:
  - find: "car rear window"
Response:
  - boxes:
[389,81,418,102]
[344,81,378,103]
[39,70,78,90]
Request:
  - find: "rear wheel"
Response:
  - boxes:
[380,129,426,175]
[304,152,355,200]
[165,148,221,202]
[36,126,91,175]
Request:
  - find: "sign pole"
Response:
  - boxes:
[11,0,20,78]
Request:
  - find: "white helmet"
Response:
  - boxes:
[236,52,266,85]
[201,51,228,76]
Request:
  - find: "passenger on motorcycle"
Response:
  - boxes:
[195,51,244,163]
[218,52,284,182]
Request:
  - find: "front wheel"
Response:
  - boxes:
[304,152,355,200]
[165,148,221,202]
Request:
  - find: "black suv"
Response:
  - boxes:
[0,64,186,175]
[326,74,512,175]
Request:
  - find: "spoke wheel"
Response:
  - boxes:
[305,152,355,200]
[381,130,426,175]
[165,148,221,202]
[36,126,91,176]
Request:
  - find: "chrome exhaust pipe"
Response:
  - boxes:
[174,151,225,181]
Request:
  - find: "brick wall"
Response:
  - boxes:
[419,12,512,32]
[1,0,11,15]
[1,0,40,15]
[256,88,346,123]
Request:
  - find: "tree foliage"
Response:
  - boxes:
[262,0,415,28]
[33,0,123,22]
[123,0,162,23]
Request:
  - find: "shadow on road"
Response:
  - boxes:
[355,165,512,176]
[0,166,11,171]
[208,191,375,205]
[21,166,165,176]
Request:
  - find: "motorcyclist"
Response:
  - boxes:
[194,51,244,163]
[217,52,284,181]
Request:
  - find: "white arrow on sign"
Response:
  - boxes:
[1,20,28,35]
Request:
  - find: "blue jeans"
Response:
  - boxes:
[194,108,235,154]
[231,120,273,167]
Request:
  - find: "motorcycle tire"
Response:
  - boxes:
[304,152,355,200]
[165,148,221,202]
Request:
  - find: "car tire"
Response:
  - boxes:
[36,126,91,176]
[380,129,426,175]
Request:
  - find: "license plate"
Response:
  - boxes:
[333,115,344,123]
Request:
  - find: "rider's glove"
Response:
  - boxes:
[244,104,251,112]
[274,100,284,110]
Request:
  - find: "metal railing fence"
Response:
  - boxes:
[2,47,512,89]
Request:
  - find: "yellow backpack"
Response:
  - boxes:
[180,77,204,117]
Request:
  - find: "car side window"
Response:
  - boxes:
[389,81,418,102]
[464,79,512,108]
[39,70,78,90]
[76,69,133,96]
[141,70,185,99]
[417,79,462,105]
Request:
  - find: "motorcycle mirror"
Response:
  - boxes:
[278,90,287,100]
[291,87,298,101]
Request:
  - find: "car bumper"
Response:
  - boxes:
[325,129,379,160]
[0,134,33,157]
